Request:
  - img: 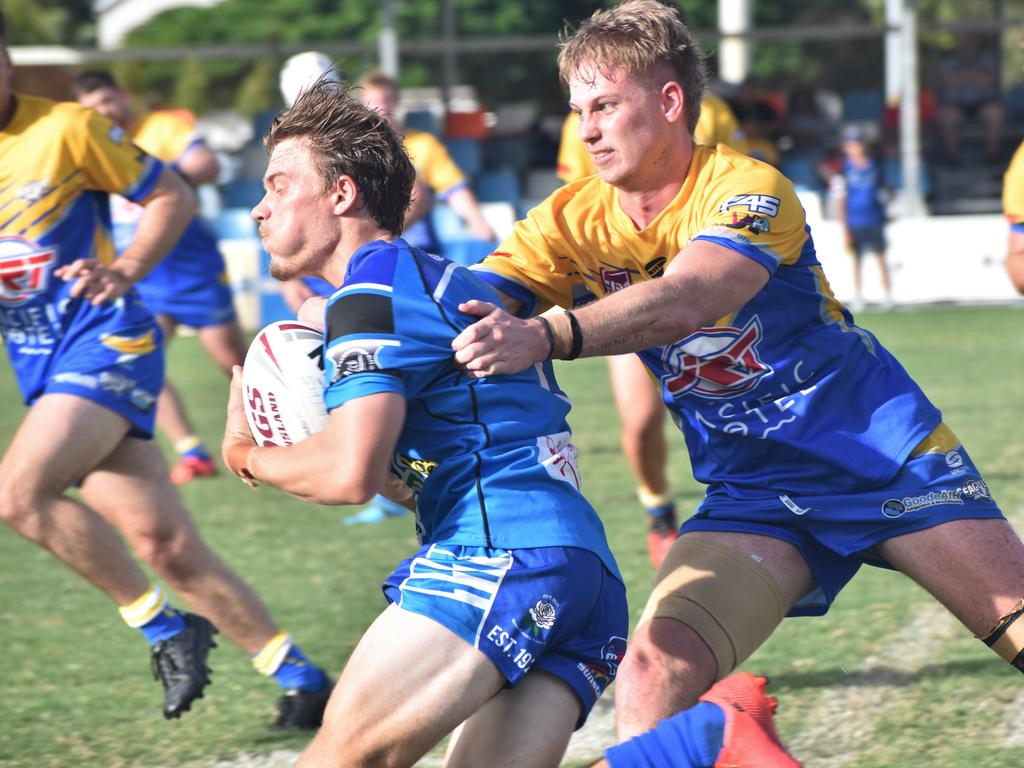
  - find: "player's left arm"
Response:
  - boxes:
[222,366,406,505]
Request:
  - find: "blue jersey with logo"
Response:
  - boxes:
[842,157,885,229]
[474,145,941,498]
[0,94,164,403]
[322,238,620,579]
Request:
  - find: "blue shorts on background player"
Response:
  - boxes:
[223,82,627,767]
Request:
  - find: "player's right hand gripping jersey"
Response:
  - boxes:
[0,94,163,401]
[473,145,941,498]
[320,238,620,579]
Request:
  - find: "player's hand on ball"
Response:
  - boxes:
[223,366,259,486]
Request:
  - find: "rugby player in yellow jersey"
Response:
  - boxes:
[556,92,747,571]
[0,14,328,728]
[451,2,1024,765]
[1002,139,1024,293]
[73,69,247,484]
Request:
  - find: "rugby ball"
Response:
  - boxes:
[242,321,328,447]
[279,51,340,108]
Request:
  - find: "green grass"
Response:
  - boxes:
[1,305,1023,767]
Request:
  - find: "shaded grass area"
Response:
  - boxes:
[0,305,1022,766]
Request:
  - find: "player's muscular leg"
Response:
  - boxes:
[616,530,813,739]
[298,604,507,768]
[197,319,246,374]
[445,670,581,768]
[0,394,148,604]
[876,519,1024,657]
[78,437,278,655]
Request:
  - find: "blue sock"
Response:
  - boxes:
[139,608,188,645]
[272,644,328,692]
[605,701,726,768]
[176,436,211,461]
[646,501,676,519]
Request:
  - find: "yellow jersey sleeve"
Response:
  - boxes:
[132,111,202,164]
[556,112,596,184]
[472,185,590,316]
[690,147,808,272]
[1003,141,1024,226]
[403,130,466,198]
[68,106,163,202]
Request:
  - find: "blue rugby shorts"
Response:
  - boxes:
[383,542,628,727]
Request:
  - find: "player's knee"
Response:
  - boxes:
[0,476,47,536]
[129,522,199,579]
[637,538,788,680]
[980,599,1024,673]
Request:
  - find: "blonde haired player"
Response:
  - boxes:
[454,2,1024,764]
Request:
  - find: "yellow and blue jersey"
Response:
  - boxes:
[321,238,619,578]
[403,129,467,199]
[111,110,231,323]
[1,93,164,410]
[1003,140,1024,233]
[473,144,941,497]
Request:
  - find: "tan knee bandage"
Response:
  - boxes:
[637,538,788,680]
[981,599,1024,672]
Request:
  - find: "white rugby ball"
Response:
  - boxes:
[242,321,328,447]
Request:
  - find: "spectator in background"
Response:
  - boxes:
[830,125,893,311]
[734,99,780,167]
[358,69,496,258]
[1002,139,1024,292]
[938,32,1004,166]
[73,69,246,484]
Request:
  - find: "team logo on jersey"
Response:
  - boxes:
[0,236,58,307]
[326,338,399,384]
[599,266,633,294]
[660,316,772,399]
[719,194,781,217]
[644,257,666,278]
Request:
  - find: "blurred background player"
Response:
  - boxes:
[555,91,746,569]
[72,69,247,484]
[1002,138,1024,293]
[223,80,627,768]
[0,17,329,727]
[831,125,893,312]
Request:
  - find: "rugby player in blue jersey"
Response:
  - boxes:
[221,80,628,768]
[0,11,328,728]
[451,2,1024,765]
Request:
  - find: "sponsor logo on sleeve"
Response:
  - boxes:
[326,338,399,385]
[718,194,781,217]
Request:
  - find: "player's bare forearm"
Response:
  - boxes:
[116,169,196,284]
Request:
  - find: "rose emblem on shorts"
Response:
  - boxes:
[529,599,557,630]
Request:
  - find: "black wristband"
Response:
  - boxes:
[564,310,584,360]
[536,315,556,360]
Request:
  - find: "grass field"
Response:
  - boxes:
[1,304,1023,767]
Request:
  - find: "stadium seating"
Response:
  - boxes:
[841,90,885,123]
[474,169,521,204]
[404,109,439,134]
[219,177,265,209]
[443,137,483,178]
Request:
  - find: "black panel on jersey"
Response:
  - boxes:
[326,292,394,342]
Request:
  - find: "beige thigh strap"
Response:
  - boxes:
[638,537,788,680]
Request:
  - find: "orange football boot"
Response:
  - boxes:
[170,455,218,485]
[699,672,801,767]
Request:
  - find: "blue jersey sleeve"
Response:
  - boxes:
[322,252,458,410]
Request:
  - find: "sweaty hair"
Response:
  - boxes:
[558,0,707,136]
[266,78,414,236]
[71,69,120,98]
